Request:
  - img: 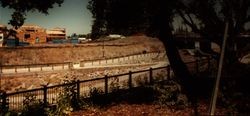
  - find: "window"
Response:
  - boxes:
[24,34,30,39]
[26,29,35,32]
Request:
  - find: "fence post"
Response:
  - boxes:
[167,65,171,80]
[76,80,80,100]
[40,66,43,71]
[15,67,17,73]
[43,85,47,107]
[52,65,54,70]
[128,71,132,89]
[0,66,2,73]
[105,75,108,95]
[0,92,8,113]
[68,63,72,69]
[28,66,30,72]
[62,64,64,69]
[149,68,153,84]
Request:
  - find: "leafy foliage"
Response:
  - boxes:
[48,78,80,116]
[153,80,188,108]
[0,0,64,29]
[109,77,120,92]
[88,87,106,106]
[178,0,250,65]
[87,0,176,38]
[20,94,46,116]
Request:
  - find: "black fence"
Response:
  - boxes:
[0,58,211,112]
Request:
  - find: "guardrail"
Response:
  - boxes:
[0,52,166,74]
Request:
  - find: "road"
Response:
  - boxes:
[1,52,166,75]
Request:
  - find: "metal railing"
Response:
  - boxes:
[0,51,165,74]
[0,58,210,112]
[0,65,170,111]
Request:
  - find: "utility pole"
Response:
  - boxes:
[209,21,229,115]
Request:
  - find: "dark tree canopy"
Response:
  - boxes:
[88,0,195,102]
[88,0,176,39]
[88,0,250,66]
[179,0,250,43]
[88,0,250,105]
[178,0,250,65]
[0,0,64,29]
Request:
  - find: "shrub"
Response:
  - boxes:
[153,80,188,108]
[135,75,149,87]
[109,77,120,92]
[89,87,106,106]
[47,78,81,116]
[20,93,46,116]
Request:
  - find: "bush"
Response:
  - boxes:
[89,87,106,106]
[47,78,81,116]
[153,80,188,109]
[20,94,46,116]
[135,75,149,87]
[109,77,120,92]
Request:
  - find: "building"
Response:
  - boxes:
[0,24,7,33]
[0,25,7,47]
[16,25,47,44]
[46,28,66,42]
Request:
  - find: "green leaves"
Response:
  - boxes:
[9,11,25,29]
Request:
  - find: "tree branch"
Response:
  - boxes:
[177,10,203,34]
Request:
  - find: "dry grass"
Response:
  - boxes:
[0,36,165,65]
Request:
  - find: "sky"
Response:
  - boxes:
[0,0,93,35]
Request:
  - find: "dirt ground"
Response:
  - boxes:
[70,101,231,116]
[1,64,157,93]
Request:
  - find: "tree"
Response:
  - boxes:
[87,0,108,39]
[87,0,250,104]
[177,0,250,66]
[0,0,64,29]
[88,0,195,100]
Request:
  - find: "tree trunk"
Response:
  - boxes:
[158,24,194,97]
